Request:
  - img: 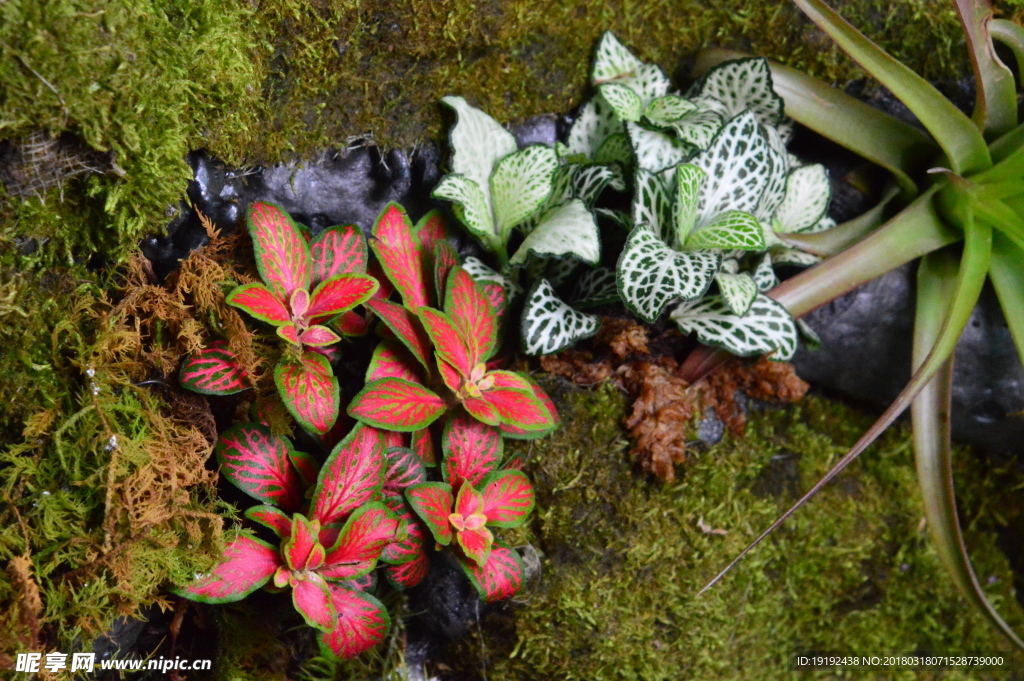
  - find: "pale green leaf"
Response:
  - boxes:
[521,279,600,355]
[669,106,724,150]
[685,211,765,251]
[671,293,798,360]
[632,169,673,243]
[715,272,758,316]
[592,32,644,83]
[688,57,784,128]
[673,164,706,249]
[752,252,778,291]
[594,133,634,169]
[431,174,498,250]
[510,199,601,266]
[615,63,671,103]
[600,83,643,122]
[775,164,831,233]
[490,145,559,240]
[691,111,774,221]
[644,95,698,126]
[567,97,621,159]
[441,96,518,211]
[616,224,719,323]
[627,122,693,173]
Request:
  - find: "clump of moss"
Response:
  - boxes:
[435,380,1024,680]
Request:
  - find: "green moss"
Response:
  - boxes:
[435,380,1024,680]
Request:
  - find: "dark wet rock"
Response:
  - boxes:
[92,613,148,661]
[696,407,725,446]
[510,114,559,148]
[793,266,1024,458]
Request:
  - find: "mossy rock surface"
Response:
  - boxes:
[431,379,1024,681]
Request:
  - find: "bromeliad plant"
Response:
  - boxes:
[691,0,1024,650]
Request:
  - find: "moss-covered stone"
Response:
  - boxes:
[434,379,1024,680]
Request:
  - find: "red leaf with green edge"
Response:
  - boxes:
[226,282,290,325]
[311,224,368,283]
[405,482,454,545]
[292,573,336,631]
[432,241,459,305]
[284,514,325,571]
[277,323,301,346]
[482,282,507,321]
[289,450,319,490]
[311,343,342,364]
[248,201,312,300]
[462,397,501,426]
[371,202,431,310]
[381,495,425,565]
[414,209,449,247]
[307,274,379,320]
[444,267,498,363]
[311,424,387,526]
[385,447,427,493]
[437,357,463,392]
[457,526,494,567]
[320,503,401,579]
[482,372,554,432]
[347,571,376,592]
[417,307,475,375]
[480,470,534,528]
[501,451,526,471]
[318,585,391,660]
[442,413,503,489]
[275,353,340,436]
[411,427,437,466]
[367,259,394,301]
[332,310,370,337]
[348,378,445,432]
[246,505,292,537]
[179,342,249,395]
[299,325,342,347]
[366,341,422,384]
[385,550,429,590]
[174,534,281,604]
[366,298,432,368]
[499,377,560,440]
[454,481,485,517]
[459,544,524,603]
[216,423,305,511]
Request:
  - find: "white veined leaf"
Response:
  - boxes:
[752,252,778,291]
[774,164,831,233]
[594,133,633,169]
[592,32,644,84]
[627,122,693,174]
[644,95,697,127]
[720,257,740,274]
[431,174,497,250]
[770,246,822,267]
[570,267,620,309]
[671,293,798,360]
[510,199,601,266]
[491,145,559,240]
[616,223,720,323]
[691,111,773,221]
[685,210,765,251]
[715,272,758,316]
[669,105,724,150]
[615,63,671,103]
[632,169,673,243]
[754,124,790,223]
[567,164,616,206]
[688,57,784,129]
[599,83,643,122]
[797,318,821,350]
[462,256,522,302]
[776,117,795,145]
[521,279,600,355]
[545,255,581,288]
[596,207,632,230]
[441,96,518,211]
[673,164,705,249]
[567,97,621,159]
[801,214,836,235]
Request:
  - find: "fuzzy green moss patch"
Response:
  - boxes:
[435,380,1024,680]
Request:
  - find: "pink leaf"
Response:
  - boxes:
[215,423,305,511]
[437,357,463,392]
[318,585,391,660]
[499,377,560,440]
[459,544,525,603]
[299,325,342,347]
[442,413,503,490]
[320,503,401,580]
[365,298,432,368]
[179,341,249,395]
[457,526,494,567]
[276,323,301,346]
[404,483,454,546]
[283,514,325,571]
[414,209,449,248]
[306,274,379,320]
[274,352,340,436]
[385,550,429,590]
[226,282,290,326]
[247,201,312,300]
[347,572,377,592]
[411,427,437,466]
[245,505,292,538]
[462,397,501,426]
[366,341,422,384]
[370,202,430,310]
[292,574,336,631]
[384,447,427,493]
[444,267,498,363]
[432,241,459,305]
[454,481,485,518]
[381,495,425,565]
[480,470,534,528]
[289,450,320,489]
[175,534,280,603]
[333,310,370,337]
[417,307,474,376]
[311,424,387,526]
[311,224,368,283]
[482,283,507,324]
[348,378,445,432]
[482,372,554,432]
